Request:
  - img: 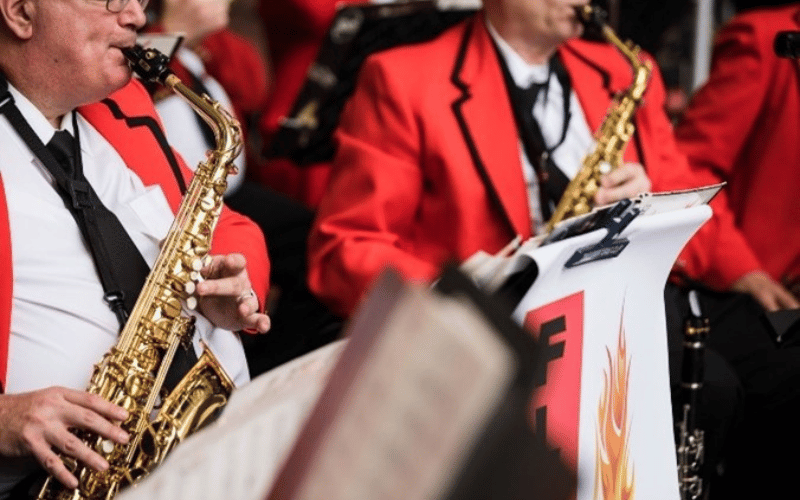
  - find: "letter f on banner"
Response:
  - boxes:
[524,291,585,470]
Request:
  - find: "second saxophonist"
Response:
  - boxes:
[308,0,695,318]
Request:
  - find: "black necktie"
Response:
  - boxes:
[46,129,151,321]
[47,130,78,176]
[518,81,547,117]
[512,80,571,221]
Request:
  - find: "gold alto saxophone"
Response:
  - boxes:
[544,5,652,234]
[37,45,242,500]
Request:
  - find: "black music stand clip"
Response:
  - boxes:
[564,199,640,268]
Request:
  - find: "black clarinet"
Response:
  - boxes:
[676,290,709,500]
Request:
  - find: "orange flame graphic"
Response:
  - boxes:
[594,325,634,500]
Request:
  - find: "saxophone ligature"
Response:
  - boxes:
[36,45,241,500]
[676,290,708,500]
[544,4,652,234]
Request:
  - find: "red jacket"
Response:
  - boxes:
[0,80,270,390]
[307,14,698,317]
[674,4,800,290]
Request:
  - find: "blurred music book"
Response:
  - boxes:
[268,267,573,500]
[116,339,346,500]
[118,267,574,500]
[266,0,479,165]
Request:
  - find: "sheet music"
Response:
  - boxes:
[270,283,517,500]
[117,340,346,500]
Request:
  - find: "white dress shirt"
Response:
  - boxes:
[486,21,596,233]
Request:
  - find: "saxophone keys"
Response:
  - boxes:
[186,296,198,310]
[598,161,612,175]
[574,200,591,215]
[100,439,115,455]
[163,296,183,317]
[184,281,195,295]
[200,195,216,211]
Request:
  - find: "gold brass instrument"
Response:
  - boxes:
[36,45,241,500]
[544,5,652,234]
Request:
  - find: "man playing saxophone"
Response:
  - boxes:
[307,0,671,318]
[306,0,741,492]
[0,0,271,497]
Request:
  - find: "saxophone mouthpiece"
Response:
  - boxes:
[122,44,174,85]
[575,4,607,29]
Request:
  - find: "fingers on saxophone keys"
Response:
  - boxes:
[185,276,203,310]
[37,443,80,489]
[184,256,211,309]
[55,429,109,472]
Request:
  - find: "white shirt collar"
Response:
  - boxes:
[485,18,550,88]
[7,84,72,142]
[7,83,93,158]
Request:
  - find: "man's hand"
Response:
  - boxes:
[160,0,232,48]
[594,162,652,206]
[0,388,129,489]
[731,270,800,312]
[195,253,271,333]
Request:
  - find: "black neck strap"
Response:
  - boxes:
[0,72,138,329]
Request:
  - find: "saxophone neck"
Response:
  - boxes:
[576,5,652,91]
[123,44,243,170]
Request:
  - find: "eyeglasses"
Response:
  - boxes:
[103,0,149,13]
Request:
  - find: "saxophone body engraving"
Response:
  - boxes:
[37,45,242,500]
[544,5,652,233]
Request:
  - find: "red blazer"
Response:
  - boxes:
[255,0,342,208]
[674,4,800,290]
[307,14,698,317]
[0,80,271,391]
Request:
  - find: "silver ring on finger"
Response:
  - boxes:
[237,288,256,303]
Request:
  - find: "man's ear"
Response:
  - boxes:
[0,0,35,40]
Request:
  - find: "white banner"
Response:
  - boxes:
[507,204,711,500]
